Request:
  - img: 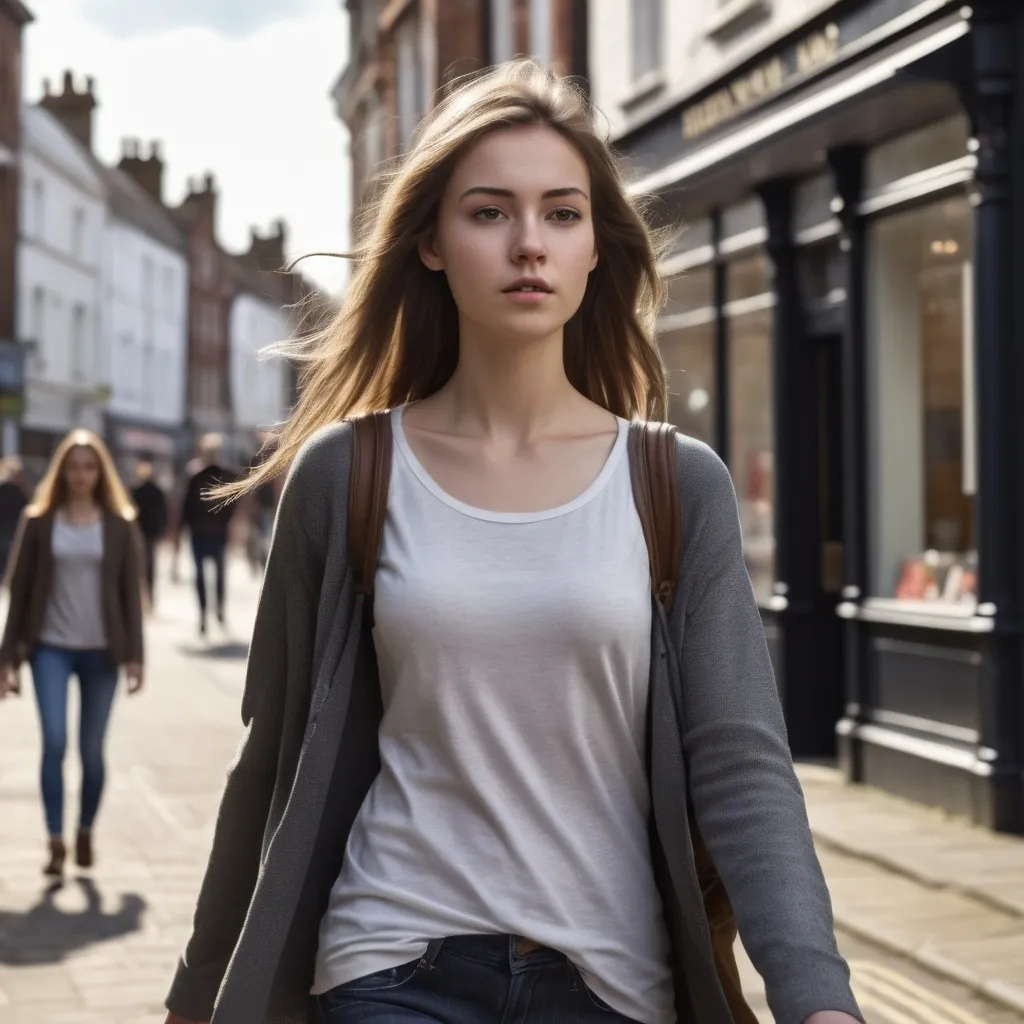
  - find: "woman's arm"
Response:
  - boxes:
[121,521,145,680]
[0,515,37,667]
[163,437,329,1024]
[674,440,864,1024]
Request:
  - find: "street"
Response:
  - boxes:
[0,552,1021,1023]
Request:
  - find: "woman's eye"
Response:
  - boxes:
[549,207,582,223]
[473,207,505,221]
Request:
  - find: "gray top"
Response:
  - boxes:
[314,410,674,1022]
[164,421,864,1024]
[39,517,107,650]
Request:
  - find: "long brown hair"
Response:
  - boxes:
[26,428,137,520]
[224,59,668,500]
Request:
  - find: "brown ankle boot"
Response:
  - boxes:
[75,830,94,869]
[44,837,66,877]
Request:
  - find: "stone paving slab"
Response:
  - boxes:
[798,762,1024,919]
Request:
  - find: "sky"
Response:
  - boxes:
[23,0,352,296]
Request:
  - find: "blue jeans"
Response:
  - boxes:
[31,645,119,837]
[315,935,641,1023]
[191,535,227,619]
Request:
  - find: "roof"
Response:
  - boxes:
[0,0,33,26]
[21,104,105,197]
[98,163,186,253]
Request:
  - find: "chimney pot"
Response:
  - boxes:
[150,139,162,160]
[42,77,51,96]
[63,69,74,94]
[204,172,215,192]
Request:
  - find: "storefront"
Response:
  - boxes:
[616,0,1024,831]
[105,413,188,494]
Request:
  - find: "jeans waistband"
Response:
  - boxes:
[427,934,565,971]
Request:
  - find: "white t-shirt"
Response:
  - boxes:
[39,517,107,651]
[313,406,675,1023]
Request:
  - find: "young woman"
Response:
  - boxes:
[163,62,863,1024]
[0,429,145,877]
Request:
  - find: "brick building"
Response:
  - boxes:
[0,1,32,453]
[168,173,235,443]
[334,0,588,223]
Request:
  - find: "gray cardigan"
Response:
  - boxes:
[165,422,863,1024]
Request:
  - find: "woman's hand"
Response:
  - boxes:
[125,662,144,695]
[0,663,19,699]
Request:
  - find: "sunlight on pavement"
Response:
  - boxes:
[850,960,990,1024]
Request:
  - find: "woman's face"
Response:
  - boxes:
[420,124,598,346]
[63,446,101,502]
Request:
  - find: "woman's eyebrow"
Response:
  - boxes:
[458,186,590,201]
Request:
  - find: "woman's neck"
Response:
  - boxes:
[433,327,588,442]
[63,497,100,521]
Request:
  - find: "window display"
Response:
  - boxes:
[866,195,976,607]
[659,321,715,446]
[728,305,775,604]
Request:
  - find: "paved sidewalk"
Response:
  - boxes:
[0,552,261,1024]
[797,762,1024,1016]
[1,550,1023,1022]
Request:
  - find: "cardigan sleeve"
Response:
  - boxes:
[121,520,145,665]
[673,437,863,1024]
[0,514,37,666]
[165,437,330,1023]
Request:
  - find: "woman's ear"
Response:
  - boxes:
[590,247,599,272]
[418,233,445,271]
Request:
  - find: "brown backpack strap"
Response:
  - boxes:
[348,411,393,597]
[627,420,681,613]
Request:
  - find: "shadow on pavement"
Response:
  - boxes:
[0,877,146,965]
[177,641,250,660]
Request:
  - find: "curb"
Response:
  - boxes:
[811,828,1024,921]
[832,911,1024,1018]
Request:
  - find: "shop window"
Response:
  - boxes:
[721,196,766,251]
[793,173,836,239]
[728,306,775,604]
[659,322,715,447]
[663,266,713,318]
[866,195,976,608]
[631,0,663,81]
[725,252,770,305]
[863,116,970,199]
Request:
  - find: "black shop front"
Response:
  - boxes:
[615,0,1024,831]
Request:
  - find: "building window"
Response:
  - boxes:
[72,208,86,260]
[631,0,663,81]
[31,180,45,240]
[725,253,775,604]
[490,0,515,63]
[31,286,45,344]
[163,266,174,316]
[142,343,154,407]
[395,13,424,151]
[658,267,716,447]
[70,304,87,381]
[866,194,976,607]
[142,256,154,312]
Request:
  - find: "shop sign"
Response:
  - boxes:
[682,23,840,140]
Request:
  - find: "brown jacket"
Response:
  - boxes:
[0,510,145,667]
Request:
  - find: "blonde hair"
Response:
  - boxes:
[27,429,137,520]
[222,59,668,501]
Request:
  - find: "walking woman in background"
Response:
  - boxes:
[0,429,145,877]
[164,62,862,1024]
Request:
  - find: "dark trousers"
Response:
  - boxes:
[31,646,119,837]
[315,935,640,1024]
[191,536,227,620]
[142,538,157,604]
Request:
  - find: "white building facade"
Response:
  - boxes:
[99,163,189,482]
[228,289,290,462]
[17,103,107,464]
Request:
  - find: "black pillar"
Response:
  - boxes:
[711,209,728,459]
[828,146,869,780]
[758,178,834,756]
[964,1,1024,830]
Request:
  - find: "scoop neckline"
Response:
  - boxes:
[391,405,628,524]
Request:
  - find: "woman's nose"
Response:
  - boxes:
[512,218,547,262]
